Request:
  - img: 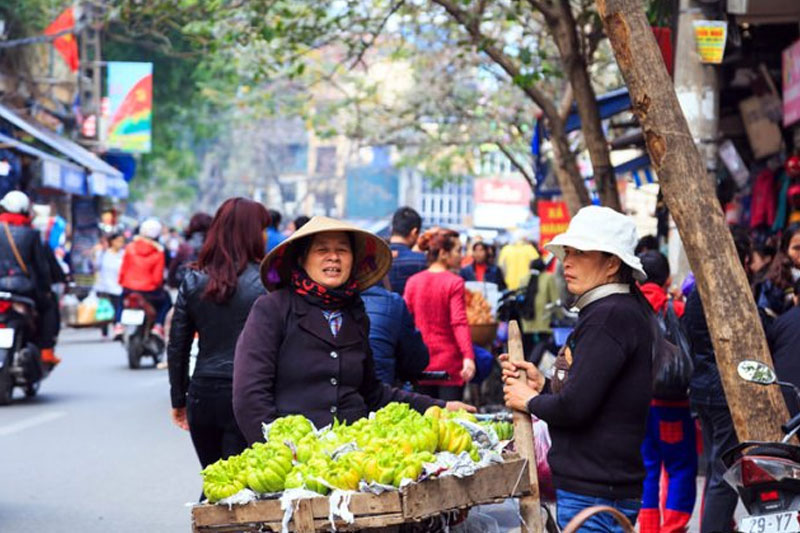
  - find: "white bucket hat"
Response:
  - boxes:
[544,205,647,281]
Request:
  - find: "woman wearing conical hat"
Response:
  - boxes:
[232,216,474,444]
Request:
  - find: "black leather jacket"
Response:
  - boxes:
[167,263,265,408]
[0,222,52,300]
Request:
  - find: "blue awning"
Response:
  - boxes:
[0,102,123,182]
[88,172,129,199]
[0,132,88,194]
[563,87,632,134]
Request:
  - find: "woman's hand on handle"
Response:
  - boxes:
[460,358,476,382]
[171,407,189,431]
[499,353,545,393]
[503,379,538,413]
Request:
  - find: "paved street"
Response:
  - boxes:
[0,328,198,533]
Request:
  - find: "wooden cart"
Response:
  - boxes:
[192,321,546,533]
[192,453,531,532]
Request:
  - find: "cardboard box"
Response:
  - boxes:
[739,96,782,159]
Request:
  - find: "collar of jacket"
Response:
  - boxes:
[290,290,366,348]
[133,235,164,252]
[572,283,630,312]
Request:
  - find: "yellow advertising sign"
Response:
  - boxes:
[693,20,727,64]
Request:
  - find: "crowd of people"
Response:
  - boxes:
[6,187,799,532]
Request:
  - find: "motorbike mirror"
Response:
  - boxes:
[737,360,777,386]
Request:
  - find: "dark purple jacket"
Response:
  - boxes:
[233,288,443,444]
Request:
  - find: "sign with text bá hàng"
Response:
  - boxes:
[106,62,152,153]
[537,201,570,249]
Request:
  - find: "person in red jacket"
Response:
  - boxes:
[404,228,475,400]
[638,250,696,533]
[117,218,172,338]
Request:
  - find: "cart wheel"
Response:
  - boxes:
[128,337,143,369]
[24,381,40,398]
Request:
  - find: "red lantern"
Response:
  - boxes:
[786,155,800,178]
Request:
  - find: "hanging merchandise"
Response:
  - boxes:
[750,169,776,229]
[719,140,750,188]
[785,156,800,226]
[772,170,791,233]
[788,184,800,225]
[740,96,783,159]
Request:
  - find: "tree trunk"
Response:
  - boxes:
[596,0,789,442]
[549,117,592,216]
[548,0,622,212]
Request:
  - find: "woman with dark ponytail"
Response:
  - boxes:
[500,206,655,532]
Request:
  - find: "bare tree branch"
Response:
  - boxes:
[559,83,574,120]
[496,141,536,190]
[348,0,406,70]
[525,0,558,20]
[431,0,561,123]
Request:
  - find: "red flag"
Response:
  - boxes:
[45,7,79,72]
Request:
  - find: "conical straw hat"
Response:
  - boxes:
[260,216,392,291]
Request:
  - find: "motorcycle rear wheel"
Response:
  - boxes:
[128,336,143,370]
[24,381,39,398]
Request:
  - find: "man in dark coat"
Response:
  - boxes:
[361,284,429,384]
[387,207,426,296]
[768,279,800,416]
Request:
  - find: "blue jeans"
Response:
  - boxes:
[556,489,641,532]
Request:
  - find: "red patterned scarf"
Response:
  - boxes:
[291,268,358,310]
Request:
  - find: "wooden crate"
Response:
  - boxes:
[192,454,530,532]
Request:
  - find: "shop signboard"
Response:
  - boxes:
[537,201,570,249]
[61,166,86,195]
[473,177,531,229]
[41,160,62,189]
[783,39,800,127]
[692,20,727,64]
[106,61,152,153]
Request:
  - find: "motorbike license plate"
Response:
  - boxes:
[120,309,146,326]
[740,511,800,533]
[0,328,14,349]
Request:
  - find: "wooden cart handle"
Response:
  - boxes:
[508,320,542,532]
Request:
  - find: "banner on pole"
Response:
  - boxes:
[106,62,152,153]
[537,201,570,249]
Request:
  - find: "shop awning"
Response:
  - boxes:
[0,103,128,198]
[0,103,123,180]
[563,87,632,134]
[0,131,87,193]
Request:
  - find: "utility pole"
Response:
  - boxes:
[674,0,720,175]
[668,0,721,285]
[77,1,103,145]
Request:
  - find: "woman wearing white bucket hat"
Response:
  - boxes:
[501,206,655,532]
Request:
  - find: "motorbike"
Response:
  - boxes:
[0,290,48,404]
[722,359,800,533]
[119,291,165,369]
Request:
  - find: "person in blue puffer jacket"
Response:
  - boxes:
[361,284,430,385]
